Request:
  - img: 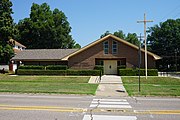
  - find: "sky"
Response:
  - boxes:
[11,0,180,47]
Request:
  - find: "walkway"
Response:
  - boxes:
[90,75,128,97]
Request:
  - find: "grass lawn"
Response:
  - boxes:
[0,75,98,95]
[122,77,180,96]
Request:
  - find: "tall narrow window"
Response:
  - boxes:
[103,41,109,54]
[112,41,118,54]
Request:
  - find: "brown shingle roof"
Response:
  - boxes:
[11,49,78,61]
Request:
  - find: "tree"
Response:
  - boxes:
[17,3,79,49]
[0,0,16,64]
[147,19,180,71]
[73,43,81,49]
[0,44,14,63]
[100,30,139,46]
[113,30,125,39]
[126,33,139,46]
[100,31,111,38]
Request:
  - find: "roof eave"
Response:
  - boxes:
[62,34,161,61]
[61,35,111,60]
[11,59,67,61]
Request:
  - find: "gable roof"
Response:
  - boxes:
[62,34,161,60]
[9,39,26,48]
[11,49,78,61]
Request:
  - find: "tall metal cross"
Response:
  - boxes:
[137,13,153,79]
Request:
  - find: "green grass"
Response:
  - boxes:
[122,77,180,96]
[0,75,98,95]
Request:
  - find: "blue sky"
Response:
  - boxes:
[11,0,180,47]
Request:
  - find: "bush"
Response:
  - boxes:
[147,69,158,76]
[17,69,101,76]
[17,69,65,75]
[46,65,68,70]
[119,68,136,76]
[94,65,104,74]
[117,65,126,69]
[66,70,100,76]
[119,68,158,76]
[18,65,44,70]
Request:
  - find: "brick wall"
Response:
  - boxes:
[68,37,156,69]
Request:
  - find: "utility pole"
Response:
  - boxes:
[175,48,179,72]
[137,13,153,79]
[138,34,142,93]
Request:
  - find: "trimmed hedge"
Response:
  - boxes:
[18,65,68,70]
[119,68,136,76]
[118,69,158,76]
[17,69,101,76]
[18,65,44,70]
[46,65,68,70]
[147,69,158,76]
[94,65,104,74]
[117,65,126,69]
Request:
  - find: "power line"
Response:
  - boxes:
[173,12,180,18]
[160,4,180,21]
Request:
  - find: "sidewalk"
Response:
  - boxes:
[90,75,128,97]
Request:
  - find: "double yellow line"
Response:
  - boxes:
[0,104,180,115]
[0,104,87,112]
[134,110,180,115]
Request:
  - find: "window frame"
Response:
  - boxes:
[103,41,109,54]
[112,41,118,54]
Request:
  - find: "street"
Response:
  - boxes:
[0,94,179,120]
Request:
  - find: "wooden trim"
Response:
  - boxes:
[95,58,126,60]
[62,34,161,60]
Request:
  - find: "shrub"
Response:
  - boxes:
[17,69,101,76]
[118,68,158,76]
[17,69,67,75]
[119,68,136,76]
[137,69,158,76]
[67,70,101,76]
[94,65,104,74]
[117,65,126,69]
[18,65,44,70]
[147,69,158,76]
[46,65,68,70]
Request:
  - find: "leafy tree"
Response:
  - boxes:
[100,30,139,46]
[17,3,79,49]
[100,31,111,38]
[147,19,180,71]
[0,44,14,63]
[113,30,125,39]
[126,33,139,46]
[73,43,81,49]
[0,0,16,64]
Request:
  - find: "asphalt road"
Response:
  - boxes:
[0,94,179,120]
[128,97,180,120]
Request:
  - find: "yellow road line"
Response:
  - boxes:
[0,104,87,112]
[0,104,180,115]
[0,104,79,109]
[134,110,180,115]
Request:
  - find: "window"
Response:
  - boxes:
[117,59,126,67]
[103,41,109,54]
[95,60,104,66]
[112,41,118,54]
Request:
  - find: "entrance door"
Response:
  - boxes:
[104,60,117,75]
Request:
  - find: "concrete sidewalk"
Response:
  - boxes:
[91,75,128,97]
